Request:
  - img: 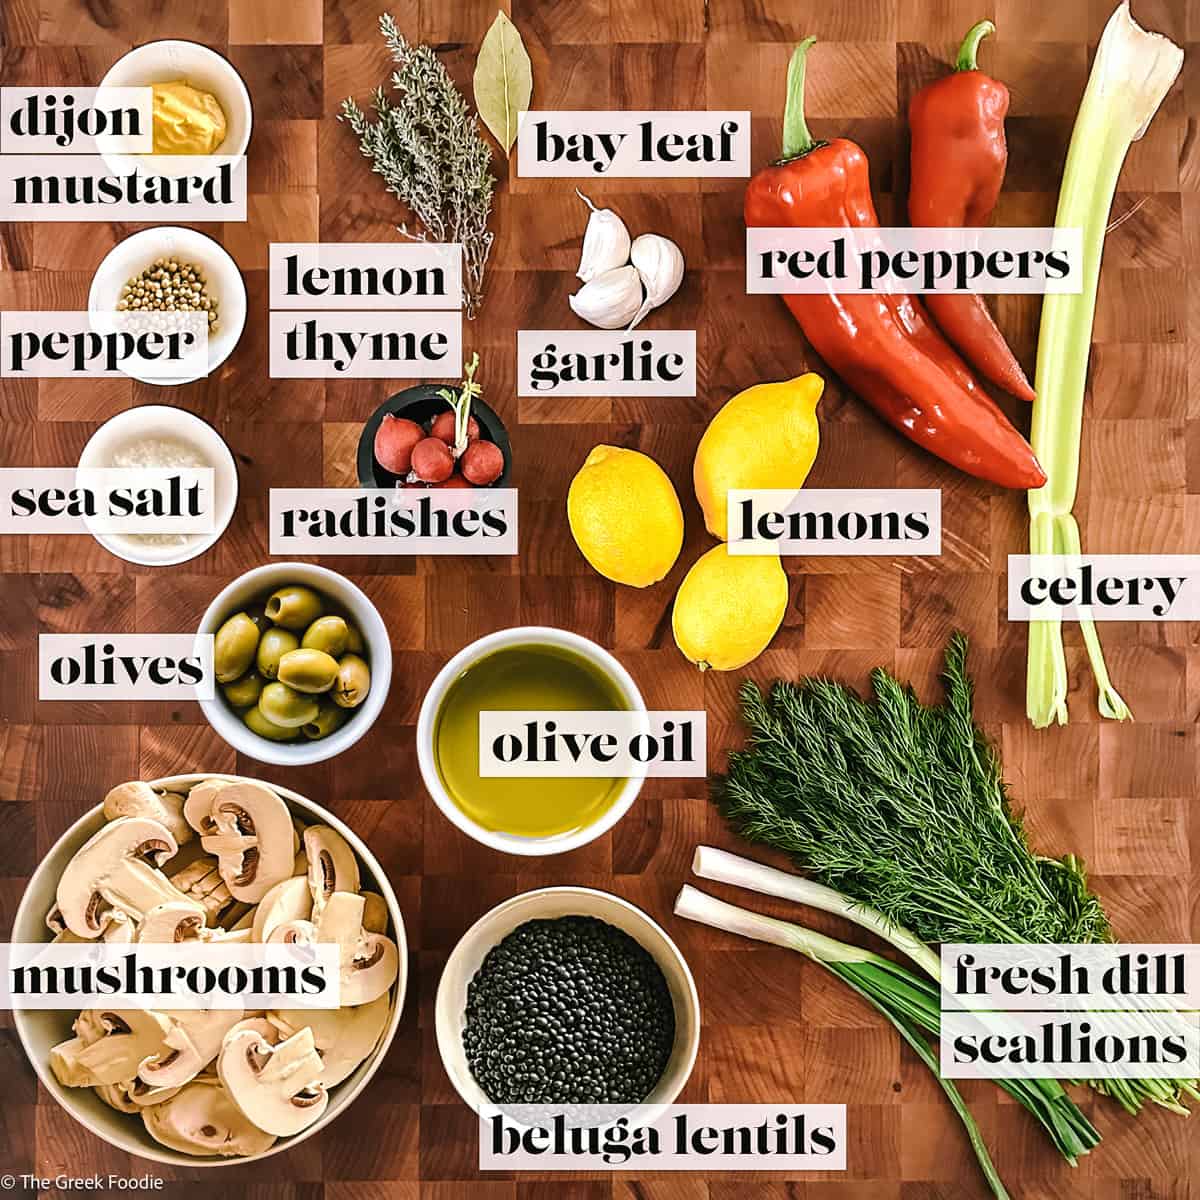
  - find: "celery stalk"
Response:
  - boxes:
[1026,2,1182,727]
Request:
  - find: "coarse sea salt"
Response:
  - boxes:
[110,434,208,547]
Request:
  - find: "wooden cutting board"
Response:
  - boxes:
[0,0,1195,1194]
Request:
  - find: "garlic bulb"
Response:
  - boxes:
[575,189,631,283]
[569,265,644,329]
[628,233,685,330]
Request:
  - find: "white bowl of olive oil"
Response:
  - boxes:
[416,627,647,856]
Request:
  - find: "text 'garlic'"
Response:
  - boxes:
[569,265,644,329]
[575,190,631,283]
[628,233,685,330]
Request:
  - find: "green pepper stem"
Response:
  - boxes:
[781,36,818,159]
[956,19,995,71]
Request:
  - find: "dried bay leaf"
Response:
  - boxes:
[473,10,532,157]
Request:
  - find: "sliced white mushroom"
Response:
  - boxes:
[269,993,390,1087]
[101,909,138,943]
[139,1009,245,1089]
[361,891,389,935]
[95,1076,183,1112]
[218,1025,329,1136]
[138,901,249,945]
[252,876,312,944]
[142,1079,276,1157]
[56,818,191,938]
[303,826,360,915]
[182,778,232,836]
[45,905,67,935]
[50,1009,171,1087]
[313,891,399,1007]
[169,856,235,922]
[94,1082,141,1113]
[199,782,294,904]
[227,1015,281,1045]
[103,781,193,847]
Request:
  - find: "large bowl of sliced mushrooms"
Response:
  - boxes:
[12,773,406,1165]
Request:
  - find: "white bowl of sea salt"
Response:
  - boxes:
[76,405,238,566]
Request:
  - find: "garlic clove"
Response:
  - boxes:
[575,189,632,283]
[569,265,644,330]
[629,233,685,317]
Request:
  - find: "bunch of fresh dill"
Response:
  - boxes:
[340,14,496,317]
[716,634,1199,1115]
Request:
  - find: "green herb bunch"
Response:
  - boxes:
[717,634,1200,1115]
[719,634,1111,945]
[340,14,496,317]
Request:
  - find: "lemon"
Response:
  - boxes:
[672,544,788,671]
[694,373,823,541]
[567,446,684,587]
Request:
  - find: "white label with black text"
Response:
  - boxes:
[268,311,462,377]
[726,489,941,555]
[1,311,208,378]
[478,710,706,777]
[517,111,750,177]
[270,488,518,555]
[1007,555,1200,620]
[1,87,154,154]
[39,634,214,701]
[0,467,215,535]
[269,242,463,310]
[0,155,247,221]
[517,331,696,396]
[746,227,1082,294]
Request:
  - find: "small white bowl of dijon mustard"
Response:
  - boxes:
[95,40,252,177]
[76,405,238,567]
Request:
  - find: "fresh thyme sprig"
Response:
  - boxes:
[340,14,496,318]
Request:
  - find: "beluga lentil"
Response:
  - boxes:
[463,915,675,1106]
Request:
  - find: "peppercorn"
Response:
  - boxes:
[462,915,675,1106]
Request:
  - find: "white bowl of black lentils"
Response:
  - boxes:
[435,887,700,1116]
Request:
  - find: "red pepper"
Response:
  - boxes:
[908,20,1036,403]
[744,37,1045,490]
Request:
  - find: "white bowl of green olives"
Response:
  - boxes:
[198,563,391,765]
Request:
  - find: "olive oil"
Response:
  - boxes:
[433,643,628,837]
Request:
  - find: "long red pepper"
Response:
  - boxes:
[908,21,1036,402]
[744,37,1045,490]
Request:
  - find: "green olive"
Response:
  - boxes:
[222,671,264,709]
[243,704,301,742]
[214,612,260,684]
[343,622,365,655]
[258,682,320,729]
[301,615,349,657]
[303,700,348,740]
[265,585,324,630]
[277,648,339,694]
[332,653,371,709]
[256,627,300,680]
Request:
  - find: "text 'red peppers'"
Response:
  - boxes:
[909,20,1036,403]
[744,37,1045,490]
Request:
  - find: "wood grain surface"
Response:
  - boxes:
[1,0,1198,1196]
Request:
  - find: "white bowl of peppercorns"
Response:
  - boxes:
[88,226,247,385]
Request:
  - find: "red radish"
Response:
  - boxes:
[459,439,505,486]
[373,415,424,475]
[430,410,480,445]
[410,436,454,483]
[432,473,473,488]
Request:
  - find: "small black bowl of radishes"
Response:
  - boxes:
[357,356,511,491]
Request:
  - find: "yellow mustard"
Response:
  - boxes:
[151,80,227,155]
